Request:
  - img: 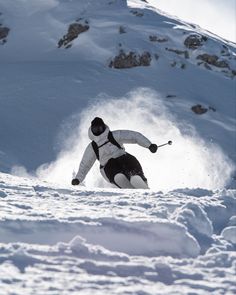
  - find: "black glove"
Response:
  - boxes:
[71,178,80,185]
[149,144,158,153]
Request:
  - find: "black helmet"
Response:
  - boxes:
[91,117,106,136]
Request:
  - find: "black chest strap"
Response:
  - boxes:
[92,131,122,160]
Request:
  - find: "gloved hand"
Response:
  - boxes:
[149,144,158,153]
[71,178,80,185]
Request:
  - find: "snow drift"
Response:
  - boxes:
[0,172,235,294]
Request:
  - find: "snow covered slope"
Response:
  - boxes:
[0,1,236,293]
[0,172,236,294]
[0,0,235,190]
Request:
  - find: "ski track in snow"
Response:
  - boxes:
[0,172,235,295]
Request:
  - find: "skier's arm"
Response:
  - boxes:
[74,144,97,183]
[114,130,152,148]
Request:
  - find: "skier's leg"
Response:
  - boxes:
[130,175,149,189]
[121,153,149,186]
[114,173,134,188]
[103,158,124,188]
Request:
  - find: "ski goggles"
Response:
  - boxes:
[91,125,106,135]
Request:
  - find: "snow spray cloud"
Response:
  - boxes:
[37,88,234,191]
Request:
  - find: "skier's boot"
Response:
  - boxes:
[130,175,149,189]
[114,173,134,188]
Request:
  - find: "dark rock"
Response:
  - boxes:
[109,50,151,69]
[0,26,10,40]
[65,44,72,49]
[204,63,212,70]
[130,10,144,17]
[166,94,177,98]
[166,48,189,59]
[58,21,89,48]
[191,104,208,115]
[197,54,229,68]
[149,35,168,43]
[184,34,207,49]
[119,26,126,34]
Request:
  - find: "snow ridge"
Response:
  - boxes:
[0,173,235,294]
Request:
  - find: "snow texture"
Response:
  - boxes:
[0,0,236,294]
[0,172,236,294]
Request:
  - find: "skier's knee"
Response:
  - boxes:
[114,173,133,189]
[130,175,149,189]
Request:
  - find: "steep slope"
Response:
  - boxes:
[0,2,236,294]
[0,0,235,189]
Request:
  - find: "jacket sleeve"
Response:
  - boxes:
[75,143,97,182]
[113,130,152,148]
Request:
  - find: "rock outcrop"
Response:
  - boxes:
[130,10,144,17]
[149,35,168,43]
[197,54,229,69]
[166,48,189,59]
[109,50,151,69]
[58,21,89,49]
[0,25,10,45]
[191,104,208,115]
[184,34,207,49]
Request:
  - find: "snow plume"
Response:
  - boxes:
[37,88,234,191]
[11,165,32,178]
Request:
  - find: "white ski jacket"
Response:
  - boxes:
[75,126,152,183]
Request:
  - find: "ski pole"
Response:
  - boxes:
[157,140,172,148]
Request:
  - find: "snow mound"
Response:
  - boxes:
[87,218,200,257]
[221,226,236,244]
[173,202,213,237]
[58,235,129,261]
[0,173,236,294]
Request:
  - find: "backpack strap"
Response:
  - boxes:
[108,131,122,149]
[91,141,99,160]
[91,131,122,160]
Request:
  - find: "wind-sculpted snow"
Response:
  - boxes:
[0,172,236,294]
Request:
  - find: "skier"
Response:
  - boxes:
[71,117,157,189]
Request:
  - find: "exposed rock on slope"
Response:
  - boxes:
[197,53,229,69]
[191,104,208,115]
[149,35,168,43]
[166,47,189,59]
[184,34,207,49]
[58,20,89,49]
[109,50,152,68]
[0,24,10,45]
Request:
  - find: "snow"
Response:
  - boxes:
[222,226,236,244]
[0,172,235,294]
[0,0,236,293]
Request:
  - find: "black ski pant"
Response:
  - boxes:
[103,153,147,187]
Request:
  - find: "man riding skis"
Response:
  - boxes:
[71,117,157,189]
